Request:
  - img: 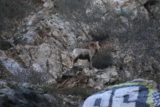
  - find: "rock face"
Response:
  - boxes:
[0,0,160,106]
[0,0,160,86]
[0,81,59,107]
[0,57,24,75]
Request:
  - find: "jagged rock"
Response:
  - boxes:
[0,0,160,106]
[0,50,6,57]
[0,81,59,107]
[85,0,107,18]
[0,40,13,50]
[86,67,119,89]
[12,10,90,83]
[108,0,150,20]
[14,31,42,45]
[15,43,63,83]
[31,63,44,73]
[96,67,118,83]
[42,0,54,9]
[0,57,25,75]
[59,67,119,90]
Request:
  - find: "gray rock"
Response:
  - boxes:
[0,81,59,107]
[14,31,42,45]
[0,57,25,75]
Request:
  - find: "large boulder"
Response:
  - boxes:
[0,81,59,107]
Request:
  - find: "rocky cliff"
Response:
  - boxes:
[0,0,160,106]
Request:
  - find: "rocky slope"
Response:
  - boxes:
[0,80,59,107]
[0,0,160,106]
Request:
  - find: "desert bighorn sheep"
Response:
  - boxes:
[71,41,100,68]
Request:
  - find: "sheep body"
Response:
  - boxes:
[71,42,100,68]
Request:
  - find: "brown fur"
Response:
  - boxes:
[71,41,100,68]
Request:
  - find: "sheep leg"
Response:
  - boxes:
[72,57,79,67]
[88,57,93,69]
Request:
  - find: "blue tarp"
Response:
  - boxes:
[81,79,160,107]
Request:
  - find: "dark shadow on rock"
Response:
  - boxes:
[0,40,13,50]
[92,50,113,69]
[60,66,84,80]
[0,82,59,107]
